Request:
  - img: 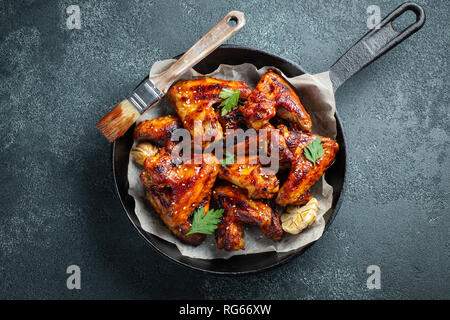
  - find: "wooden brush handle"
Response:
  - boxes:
[151,11,245,93]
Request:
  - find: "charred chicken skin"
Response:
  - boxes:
[218,107,247,131]
[167,78,252,148]
[276,131,339,206]
[213,184,283,250]
[241,71,312,131]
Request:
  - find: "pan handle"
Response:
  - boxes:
[329,2,425,92]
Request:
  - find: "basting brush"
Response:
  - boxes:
[97,11,245,142]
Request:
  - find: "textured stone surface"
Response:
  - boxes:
[0,0,448,299]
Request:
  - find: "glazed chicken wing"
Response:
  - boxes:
[226,123,291,163]
[140,153,219,229]
[167,78,252,148]
[219,161,279,199]
[276,131,339,206]
[241,71,312,131]
[162,193,210,245]
[132,128,216,245]
[215,207,244,251]
[134,114,187,157]
[213,184,283,250]
[134,115,182,143]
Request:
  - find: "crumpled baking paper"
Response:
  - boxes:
[127,59,336,259]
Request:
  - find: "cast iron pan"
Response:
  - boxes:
[112,3,425,274]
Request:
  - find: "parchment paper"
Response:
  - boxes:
[127,59,337,259]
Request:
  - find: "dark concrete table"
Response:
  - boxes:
[0,0,448,299]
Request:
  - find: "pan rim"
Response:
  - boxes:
[112,44,348,275]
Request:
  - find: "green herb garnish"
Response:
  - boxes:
[221,151,236,167]
[185,208,224,236]
[219,88,240,116]
[303,137,324,166]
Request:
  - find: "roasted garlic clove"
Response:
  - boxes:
[130,142,159,166]
[281,197,319,234]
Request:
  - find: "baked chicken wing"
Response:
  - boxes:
[241,71,312,131]
[167,78,252,148]
[134,115,182,143]
[226,123,291,163]
[164,193,210,245]
[213,184,283,250]
[133,114,187,157]
[219,161,279,199]
[276,131,339,206]
[140,153,219,239]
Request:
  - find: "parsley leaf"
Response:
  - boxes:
[219,88,240,116]
[303,137,324,166]
[221,151,236,167]
[185,208,224,236]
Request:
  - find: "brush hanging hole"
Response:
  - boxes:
[391,10,417,32]
[227,16,238,27]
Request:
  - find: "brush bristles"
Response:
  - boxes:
[96,99,140,142]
